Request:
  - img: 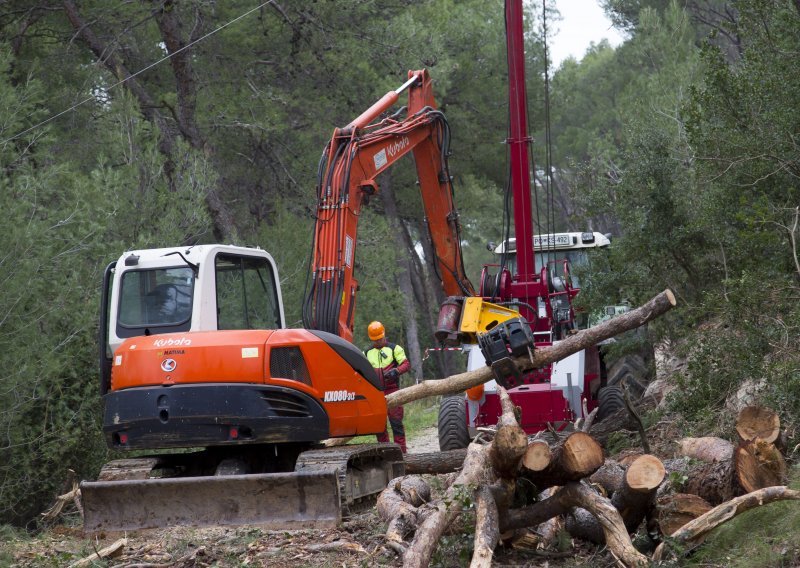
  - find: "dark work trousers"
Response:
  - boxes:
[376,384,406,453]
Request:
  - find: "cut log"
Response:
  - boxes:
[386,289,677,409]
[404,449,467,475]
[588,459,625,496]
[404,443,491,568]
[520,431,604,489]
[405,386,522,568]
[613,454,665,532]
[656,493,712,536]
[684,439,786,505]
[676,437,734,463]
[490,388,528,479]
[500,482,649,567]
[532,487,562,550]
[736,406,780,444]
[470,485,499,568]
[376,476,433,552]
[567,455,665,543]
[521,440,552,473]
[653,486,800,561]
[735,438,786,493]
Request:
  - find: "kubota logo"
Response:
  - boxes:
[161,358,177,372]
[153,337,192,347]
[386,137,410,158]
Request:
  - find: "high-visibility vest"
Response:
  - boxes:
[364,343,407,370]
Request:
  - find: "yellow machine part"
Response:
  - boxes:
[458,297,521,341]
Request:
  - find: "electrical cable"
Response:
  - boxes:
[2,1,276,146]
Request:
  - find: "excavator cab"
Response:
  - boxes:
[88,245,402,532]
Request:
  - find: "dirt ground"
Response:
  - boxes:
[5,427,637,568]
[407,426,440,453]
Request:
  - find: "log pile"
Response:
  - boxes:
[379,388,651,567]
[379,400,796,567]
[373,289,796,566]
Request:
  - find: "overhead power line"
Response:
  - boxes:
[1,0,274,145]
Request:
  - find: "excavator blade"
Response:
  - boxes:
[81,468,341,532]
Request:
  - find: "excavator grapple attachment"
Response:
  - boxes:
[81,468,341,532]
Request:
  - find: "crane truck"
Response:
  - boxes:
[429,0,632,449]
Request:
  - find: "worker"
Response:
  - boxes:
[365,321,410,453]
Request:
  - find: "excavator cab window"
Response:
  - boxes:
[118,267,194,330]
[215,254,281,330]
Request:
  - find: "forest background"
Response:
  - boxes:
[0,0,798,531]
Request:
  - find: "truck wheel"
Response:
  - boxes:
[606,353,652,397]
[438,396,470,451]
[597,386,626,421]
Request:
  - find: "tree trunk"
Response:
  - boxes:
[656,493,713,536]
[611,454,665,532]
[520,432,604,489]
[470,485,499,568]
[414,215,452,378]
[588,459,625,496]
[381,173,423,383]
[676,437,734,463]
[566,455,665,543]
[404,449,467,475]
[683,439,787,505]
[386,289,676,409]
[400,219,448,379]
[62,0,236,240]
[403,443,491,568]
[500,482,649,567]
[489,388,528,479]
[377,476,433,554]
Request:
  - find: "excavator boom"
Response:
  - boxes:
[303,70,474,341]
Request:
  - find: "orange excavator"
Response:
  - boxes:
[302,69,476,340]
[81,71,510,532]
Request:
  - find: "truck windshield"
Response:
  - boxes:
[503,250,590,288]
[118,267,194,327]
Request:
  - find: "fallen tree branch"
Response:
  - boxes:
[653,486,800,561]
[403,443,491,568]
[500,482,648,567]
[470,485,499,568]
[387,289,676,408]
[68,538,127,568]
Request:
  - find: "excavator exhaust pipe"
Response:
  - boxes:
[81,469,342,532]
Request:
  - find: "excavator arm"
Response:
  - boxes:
[303,70,474,341]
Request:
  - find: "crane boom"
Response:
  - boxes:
[302,70,474,341]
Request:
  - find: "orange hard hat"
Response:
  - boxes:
[368,321,385,341]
